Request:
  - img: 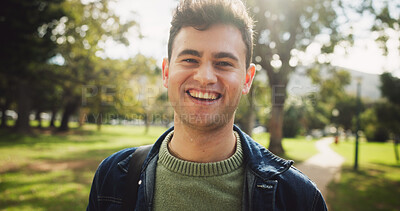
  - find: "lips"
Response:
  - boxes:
[186,89,222,101]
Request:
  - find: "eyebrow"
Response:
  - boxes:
[213,52,239,62]
[177,49,239,62]
[177,49,202,58]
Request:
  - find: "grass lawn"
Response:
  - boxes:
[0,124,318,210]
[253,132,318,163]
[0,124,165,211]
[328,139,400,211]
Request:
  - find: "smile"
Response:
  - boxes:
[186,89,222,101]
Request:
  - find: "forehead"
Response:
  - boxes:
[171,24,246,61]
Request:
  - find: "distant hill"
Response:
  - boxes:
[287,66,382,101]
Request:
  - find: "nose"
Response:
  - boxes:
[193,62,217,85]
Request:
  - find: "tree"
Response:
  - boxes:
[380,73,400,105]
[333,96,356,130]
[29,64,61,129]
[359,0,400,57]
[51,0,137,131]
[80,55,162,132]
[308,66,352,129]
[0,76,14,128]
[360,106,390,142]
[378,73,400,161]
[0,0,65,133]
[250,0,350,155]
[282,103,305,138]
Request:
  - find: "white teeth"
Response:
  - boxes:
[189,90,218,100]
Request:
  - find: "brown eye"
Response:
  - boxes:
[183,59,198,63]
[216,61,232,66]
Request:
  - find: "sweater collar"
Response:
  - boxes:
[136,125,293,180]
[157,130,244,177]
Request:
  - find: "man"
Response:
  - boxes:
[87,0,327,210]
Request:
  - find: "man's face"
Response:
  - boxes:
[162,24,255,130]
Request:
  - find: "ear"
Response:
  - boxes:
[162,58,169,88]
[242,64,256,94]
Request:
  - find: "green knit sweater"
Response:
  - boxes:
[153,131,244,211]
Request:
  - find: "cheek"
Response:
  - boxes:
[225,75,245,91]
[225,79,244,99]
[168,70,190,91]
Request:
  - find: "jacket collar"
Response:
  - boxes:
[233,125,293,180]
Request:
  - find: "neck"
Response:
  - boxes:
[169,117,236,163]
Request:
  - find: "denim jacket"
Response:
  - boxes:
[87,125,327,211]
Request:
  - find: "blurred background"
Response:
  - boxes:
[0,0,399,210]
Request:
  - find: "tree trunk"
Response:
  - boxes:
[59,98,80,132]
[0,107,6,128]
[79,107,89,128]
[15,81,31,133]
[49,107,57,128]
[394,135,399,163]
[267,78,287,156]
[0,99,10,128]
[96,112,102,131]
[268,104,285,155]
[144,111,151,135]
[35,110,42,128]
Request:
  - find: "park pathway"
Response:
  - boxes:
[294,137,345,197]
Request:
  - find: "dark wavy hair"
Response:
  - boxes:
[168,0,254,68]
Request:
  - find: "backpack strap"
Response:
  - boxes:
[122,144,153,211]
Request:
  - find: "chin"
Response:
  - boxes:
[175,112,234,130]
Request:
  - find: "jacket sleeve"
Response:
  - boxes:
[312,189,328,211]
[87,168,100,211]
[86,148,136,211]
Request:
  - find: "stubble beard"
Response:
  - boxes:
[173,108,237,131]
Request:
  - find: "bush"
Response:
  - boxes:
[283,104,303,138]
[361,108,389,142]
[364,125,389,142]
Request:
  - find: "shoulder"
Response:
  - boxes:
[96,147,137,177]
[88,147,138,209]
[92,147,138,194]
[274,165,326,210]
[277,165,318,191]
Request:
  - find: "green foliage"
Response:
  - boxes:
[0,0,65,131]
[375,102,400,136]
[356,73,400,143]
[360,107,390,142]
[332,95,359,131]
[0,0,147,132]
[0,0,65,76]
[380,73,400,105]
[282,103,304,138]
[374,73,400,141]
[360,1,400,56]
[80,55,163,127]
[247,0,351,154]
[52,0,138,131]
[307,67,353,131]
[308,67,351,102]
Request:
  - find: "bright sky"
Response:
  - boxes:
[106,0,178,62]
[107,0,399,76]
